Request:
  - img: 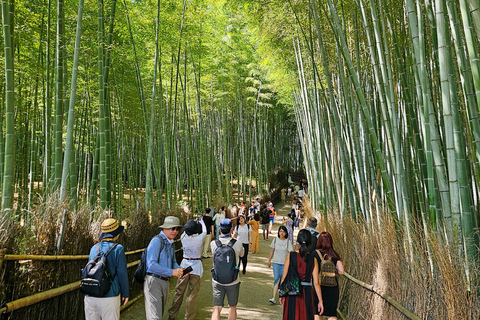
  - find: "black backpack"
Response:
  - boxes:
[307,230,319,254]
[80,243,118,297]
[134,235,163,284]
[211,239,238,284]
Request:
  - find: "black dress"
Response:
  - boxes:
[313,250,340,317]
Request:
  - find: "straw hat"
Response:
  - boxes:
[159,216,182,229]
[99,218,124,240]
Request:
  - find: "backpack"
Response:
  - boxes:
[134,235,164,284]
[211,239,238,284]
[307,230,319,254]
[319,253,338,287]
[80,243,118,297]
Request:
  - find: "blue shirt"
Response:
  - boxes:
[88,241,129,298]
[146,231,180,277]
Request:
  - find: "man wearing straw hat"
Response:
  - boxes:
[144,216,184,320]
[84,218,129,320]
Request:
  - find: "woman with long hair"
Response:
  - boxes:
[233,215,251,274]
[314,232,344,320]
[267,225,293,304]
[280,229,323,320]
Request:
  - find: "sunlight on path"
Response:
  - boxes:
[121,202,296,320]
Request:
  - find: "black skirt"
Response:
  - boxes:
[320,285,339,316]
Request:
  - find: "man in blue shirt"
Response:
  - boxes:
[84,218,129,320]
[144,216,184,320]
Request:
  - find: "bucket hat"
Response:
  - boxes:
[99,218,124,240]
[159,216,182,229]
[184,219,202,236]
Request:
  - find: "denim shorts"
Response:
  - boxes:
[273,263,284,286]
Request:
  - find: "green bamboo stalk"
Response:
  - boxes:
[145,0,161,213]
[53,0,65,191]
[1,0,15,215]
[60,0,84,206]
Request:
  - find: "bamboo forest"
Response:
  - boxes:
[1,0,480,319]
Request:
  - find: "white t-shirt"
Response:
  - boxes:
[213,213,225,226]
[270,238,293,265]
[234,224,250,244]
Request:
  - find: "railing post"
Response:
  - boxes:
[0,248,7,271]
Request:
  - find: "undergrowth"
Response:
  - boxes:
[304,202,480,319]
[0,194,185,320]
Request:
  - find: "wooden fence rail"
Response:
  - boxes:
[342,272,421,320]
[0,243,182,315]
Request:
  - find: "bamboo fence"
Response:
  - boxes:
[0,242,182,315]
[0,243,420,319]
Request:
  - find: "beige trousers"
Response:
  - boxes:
[168,274,201,320]
[203,233,212,256]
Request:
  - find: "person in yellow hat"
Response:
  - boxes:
[84,218,129,320]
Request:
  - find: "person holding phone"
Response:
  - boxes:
[167,219,206,320]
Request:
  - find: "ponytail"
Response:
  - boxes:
[297,229,312,262]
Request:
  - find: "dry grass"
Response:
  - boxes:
[0,195,185,320]
[304,203,480,319]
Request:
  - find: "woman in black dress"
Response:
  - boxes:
[314,232,344,320]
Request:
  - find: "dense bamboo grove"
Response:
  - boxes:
[0,0,301,227]
[238,0,480,282]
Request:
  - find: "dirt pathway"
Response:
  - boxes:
[122,202,296,320]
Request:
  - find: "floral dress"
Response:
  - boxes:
[286,218,294,245]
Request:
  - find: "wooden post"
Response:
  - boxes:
[0,248,7,271]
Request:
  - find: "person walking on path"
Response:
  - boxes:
[280,229,323,320]
[167,219,206,320]
[261,204,270,240]
[248,213,260,253]
[267,225,293,305]
[267,202,276,236]
[284,211,295,246]
[202,208,214,258]
[84,218,129,320]
[233,215,251,274]
[306,217,320,254]
[313,232,344,320]
[210,218,245,320]
[212,207,225,239]
[144,216,184,320]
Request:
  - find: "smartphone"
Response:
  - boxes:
[183,266,193,276]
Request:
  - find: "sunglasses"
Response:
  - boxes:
[169,227,180,231]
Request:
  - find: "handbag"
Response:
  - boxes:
[279,252,301,297]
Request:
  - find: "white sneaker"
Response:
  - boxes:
[268,298,276,304]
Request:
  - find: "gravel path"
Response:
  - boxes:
[121,202,295,320]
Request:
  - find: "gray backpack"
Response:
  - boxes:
[211,239,238,284]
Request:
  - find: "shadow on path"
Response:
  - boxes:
[121,202,297,320]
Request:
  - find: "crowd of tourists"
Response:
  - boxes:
[81,181,344,320]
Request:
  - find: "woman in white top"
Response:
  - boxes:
[212,207,225,239]
[233,215,251,274]
[267,225,293,304]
